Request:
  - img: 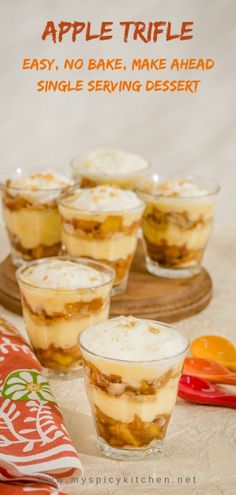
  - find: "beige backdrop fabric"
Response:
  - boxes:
[0,0,236,220]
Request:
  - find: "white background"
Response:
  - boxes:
[0,0,235,221]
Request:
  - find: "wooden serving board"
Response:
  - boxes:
[0,243,212,322]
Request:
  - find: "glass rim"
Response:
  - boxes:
[16,255,115,292]
[0,168,75,194]
[58,187,145,214]
[70,155,151,179]
[78,317,190,364]
[135,174,220,200]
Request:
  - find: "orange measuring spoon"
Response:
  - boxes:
[191,335,236,372]
[183,357,236,385]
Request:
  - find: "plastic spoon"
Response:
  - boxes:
[183,357,236,385]
[191,335,236,371]
[178,374,236,408]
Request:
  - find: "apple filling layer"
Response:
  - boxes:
[62,215,141,239]
[84,360,176,396]
[22,295,106,323]
[144,206,210,230]
[3,192,58,211]
[35,344,82,371]
[144,238,204,268]
[80,177,98,188]
[7,230,61,260]
[94,405,170,448]
[98,255,133,285]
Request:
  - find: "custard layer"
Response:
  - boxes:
[87,379,179,422]
[62,231,138,262]
[22,305,109,349]
[4,206,61,250]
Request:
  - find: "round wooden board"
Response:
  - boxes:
[0,243,212,322]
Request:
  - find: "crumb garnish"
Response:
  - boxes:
[123,320,136,329]
[148,326,160,335]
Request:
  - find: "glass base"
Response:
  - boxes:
[44,366,83,380]
[11,250,28,267]
[146,257,201,279]
[111,276,128,296]
[96,437,163,461]
[10,246,63,267]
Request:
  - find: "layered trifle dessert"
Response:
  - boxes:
[17,257,114,377]
[71,148,150,189]
[79,315,189,459]
[0,169,73,265]
[137,176,219,278]
[58,185,144,293]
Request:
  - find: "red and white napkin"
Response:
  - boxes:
[0,315,82,494]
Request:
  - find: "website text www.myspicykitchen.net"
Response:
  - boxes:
[61,474,197,487]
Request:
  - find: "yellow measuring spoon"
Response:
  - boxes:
[191,335,236,372]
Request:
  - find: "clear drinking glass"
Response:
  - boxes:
[136,175,220,278]
[58,190,144,294]
[79,317,189,460]
[17,257,115,379]
[70,149,150,189]
[0,168,74,266]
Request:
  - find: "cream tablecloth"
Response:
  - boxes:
[0,224,235,495]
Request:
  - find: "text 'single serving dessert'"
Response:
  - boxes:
[71,148,150,189]
[137,175,219,278]
[0,169,73,265]
[79,316,189,460]
[58,185,144,294]
[17,257,114,377]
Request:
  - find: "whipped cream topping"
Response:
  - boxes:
[18,259,112,289]
[72,148,149,176]
[6,170,72,191]
[5,170,73,204]
[153,178,208,198]
[61,185,144,212]
[80,316,188,361]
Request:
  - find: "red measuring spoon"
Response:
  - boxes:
[178,374,236,408]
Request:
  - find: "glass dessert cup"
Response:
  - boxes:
[79,316,189,460]
[58,187,144,295]
[136,175,220,278]
[70,148,150,189]
[16,257,115,379]
[0,168,74,266]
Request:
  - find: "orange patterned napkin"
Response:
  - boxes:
[0,315,82,493]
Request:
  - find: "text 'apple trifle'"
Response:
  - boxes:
[58,185,144,294]
[79,316,189,460]
[71,148,150,189]
[136,175,219,278]
[17,257,114,378]
[0,169,74,265]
